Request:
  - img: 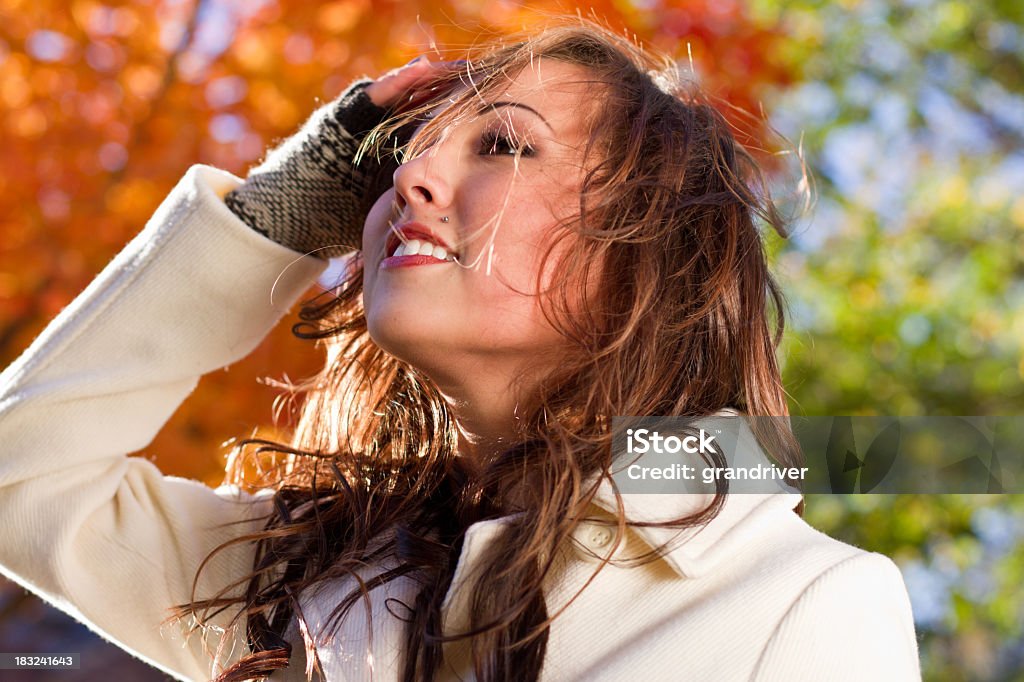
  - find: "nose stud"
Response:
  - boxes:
[440,216,450,223]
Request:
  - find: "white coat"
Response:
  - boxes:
[0,166,922,681]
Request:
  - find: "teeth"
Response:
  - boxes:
[399,239,421,257]
[391,238,454,262]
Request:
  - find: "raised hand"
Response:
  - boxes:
[225,57,456,259]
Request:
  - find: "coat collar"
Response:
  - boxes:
[587,411,803,579]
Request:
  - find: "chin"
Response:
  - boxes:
[365,311,446,370]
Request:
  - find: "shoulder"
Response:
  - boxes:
[744,505,922,681]
[744,498,918,630]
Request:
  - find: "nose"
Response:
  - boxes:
[392,145,454,218]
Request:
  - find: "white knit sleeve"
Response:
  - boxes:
[0,165,328,681]
[751,551,922,681]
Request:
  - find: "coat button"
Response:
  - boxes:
[571,521,616,562]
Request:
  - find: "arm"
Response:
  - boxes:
[0,165,327,681]
[751,552,922,682]
[0,59,452,679]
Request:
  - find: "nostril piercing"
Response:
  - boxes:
[440,216,449,223]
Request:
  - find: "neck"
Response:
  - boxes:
[424,356,540,465]
[442,380,525,464]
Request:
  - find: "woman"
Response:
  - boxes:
[0,20,920,682]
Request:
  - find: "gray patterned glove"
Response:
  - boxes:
[224,79,392,259]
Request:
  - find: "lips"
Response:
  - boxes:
[385,222,456,259]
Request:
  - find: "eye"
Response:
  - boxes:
[478,130,535,158]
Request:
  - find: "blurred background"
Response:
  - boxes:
[0,0,1022,680]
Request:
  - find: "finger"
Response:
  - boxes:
[366,57,432,106]
[366,58,466,108]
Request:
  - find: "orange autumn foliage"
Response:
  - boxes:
[0,0,797,486]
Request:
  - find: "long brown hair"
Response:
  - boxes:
[174,18,802,682]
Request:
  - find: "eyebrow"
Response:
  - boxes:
[477,101,553,131]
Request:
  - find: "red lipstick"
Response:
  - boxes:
[381,221,457,270]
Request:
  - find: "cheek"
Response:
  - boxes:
[500,211,593,329]
[508,188,580,292]
[362,189,395,251]
[360,189,396,297]
[481,235,575,348]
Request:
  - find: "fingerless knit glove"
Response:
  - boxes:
[224,80,392,259]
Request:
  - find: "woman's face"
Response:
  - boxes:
[361,59,595,385]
